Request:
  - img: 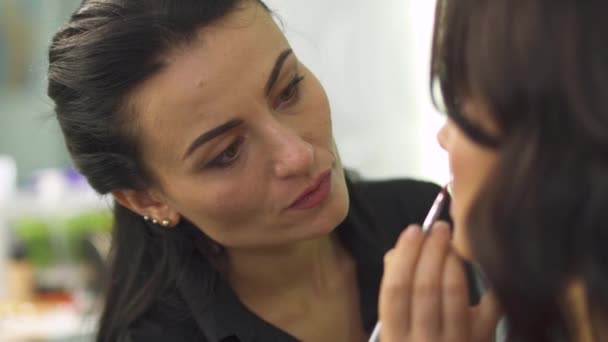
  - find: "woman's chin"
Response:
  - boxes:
[451,220,473,260]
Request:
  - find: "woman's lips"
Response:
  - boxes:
[288,170,332,210]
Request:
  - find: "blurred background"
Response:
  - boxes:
[0,0,446,340]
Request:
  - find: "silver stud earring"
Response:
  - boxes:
[143,215,150,221]
[161,219,171,227]
[152,218,158,224]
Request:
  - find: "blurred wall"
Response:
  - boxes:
[0,0,80,182]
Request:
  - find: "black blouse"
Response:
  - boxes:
[121,178,448,342]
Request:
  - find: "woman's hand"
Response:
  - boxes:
[378,222,500,342]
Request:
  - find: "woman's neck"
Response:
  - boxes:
[225,233,348,300]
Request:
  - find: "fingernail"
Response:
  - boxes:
[404,225,421,238]
[433,223,451,236]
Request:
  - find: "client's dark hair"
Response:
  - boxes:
[431,0,608,340]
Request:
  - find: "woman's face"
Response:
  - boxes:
[128,1,349,249]
[437,99,499,257]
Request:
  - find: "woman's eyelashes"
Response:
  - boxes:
[207,136,246,168]
[275,74,304,109]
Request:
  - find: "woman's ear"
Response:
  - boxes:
[112,189,181,227]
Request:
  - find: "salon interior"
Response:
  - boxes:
[0,0,446,340]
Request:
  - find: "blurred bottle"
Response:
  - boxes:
[0,155,18,300]
[6,238,34,303]
[0,155,17,204]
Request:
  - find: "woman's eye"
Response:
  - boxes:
[277,75,304,107]
[207,137,244,168]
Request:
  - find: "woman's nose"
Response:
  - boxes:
[269,125,315,179]
[437,121,449,151]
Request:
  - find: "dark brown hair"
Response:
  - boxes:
[431,0,608,340]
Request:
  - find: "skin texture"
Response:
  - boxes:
[120,2,349,250]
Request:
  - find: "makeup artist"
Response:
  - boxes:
[47,1,447,341]
[378,0,608,341]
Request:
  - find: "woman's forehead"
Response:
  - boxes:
[127,4,292,164]
[131,6,287,118]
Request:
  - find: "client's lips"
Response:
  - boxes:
[288,170,332,210]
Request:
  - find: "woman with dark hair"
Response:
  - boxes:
[379,0,608,341]
[47,0,447,341]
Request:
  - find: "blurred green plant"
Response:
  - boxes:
[13,210,113,267]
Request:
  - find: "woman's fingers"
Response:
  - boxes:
[441,251,471,340]
[379,225,425,340]
[410,221,452,337]
[379,221,494,342]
